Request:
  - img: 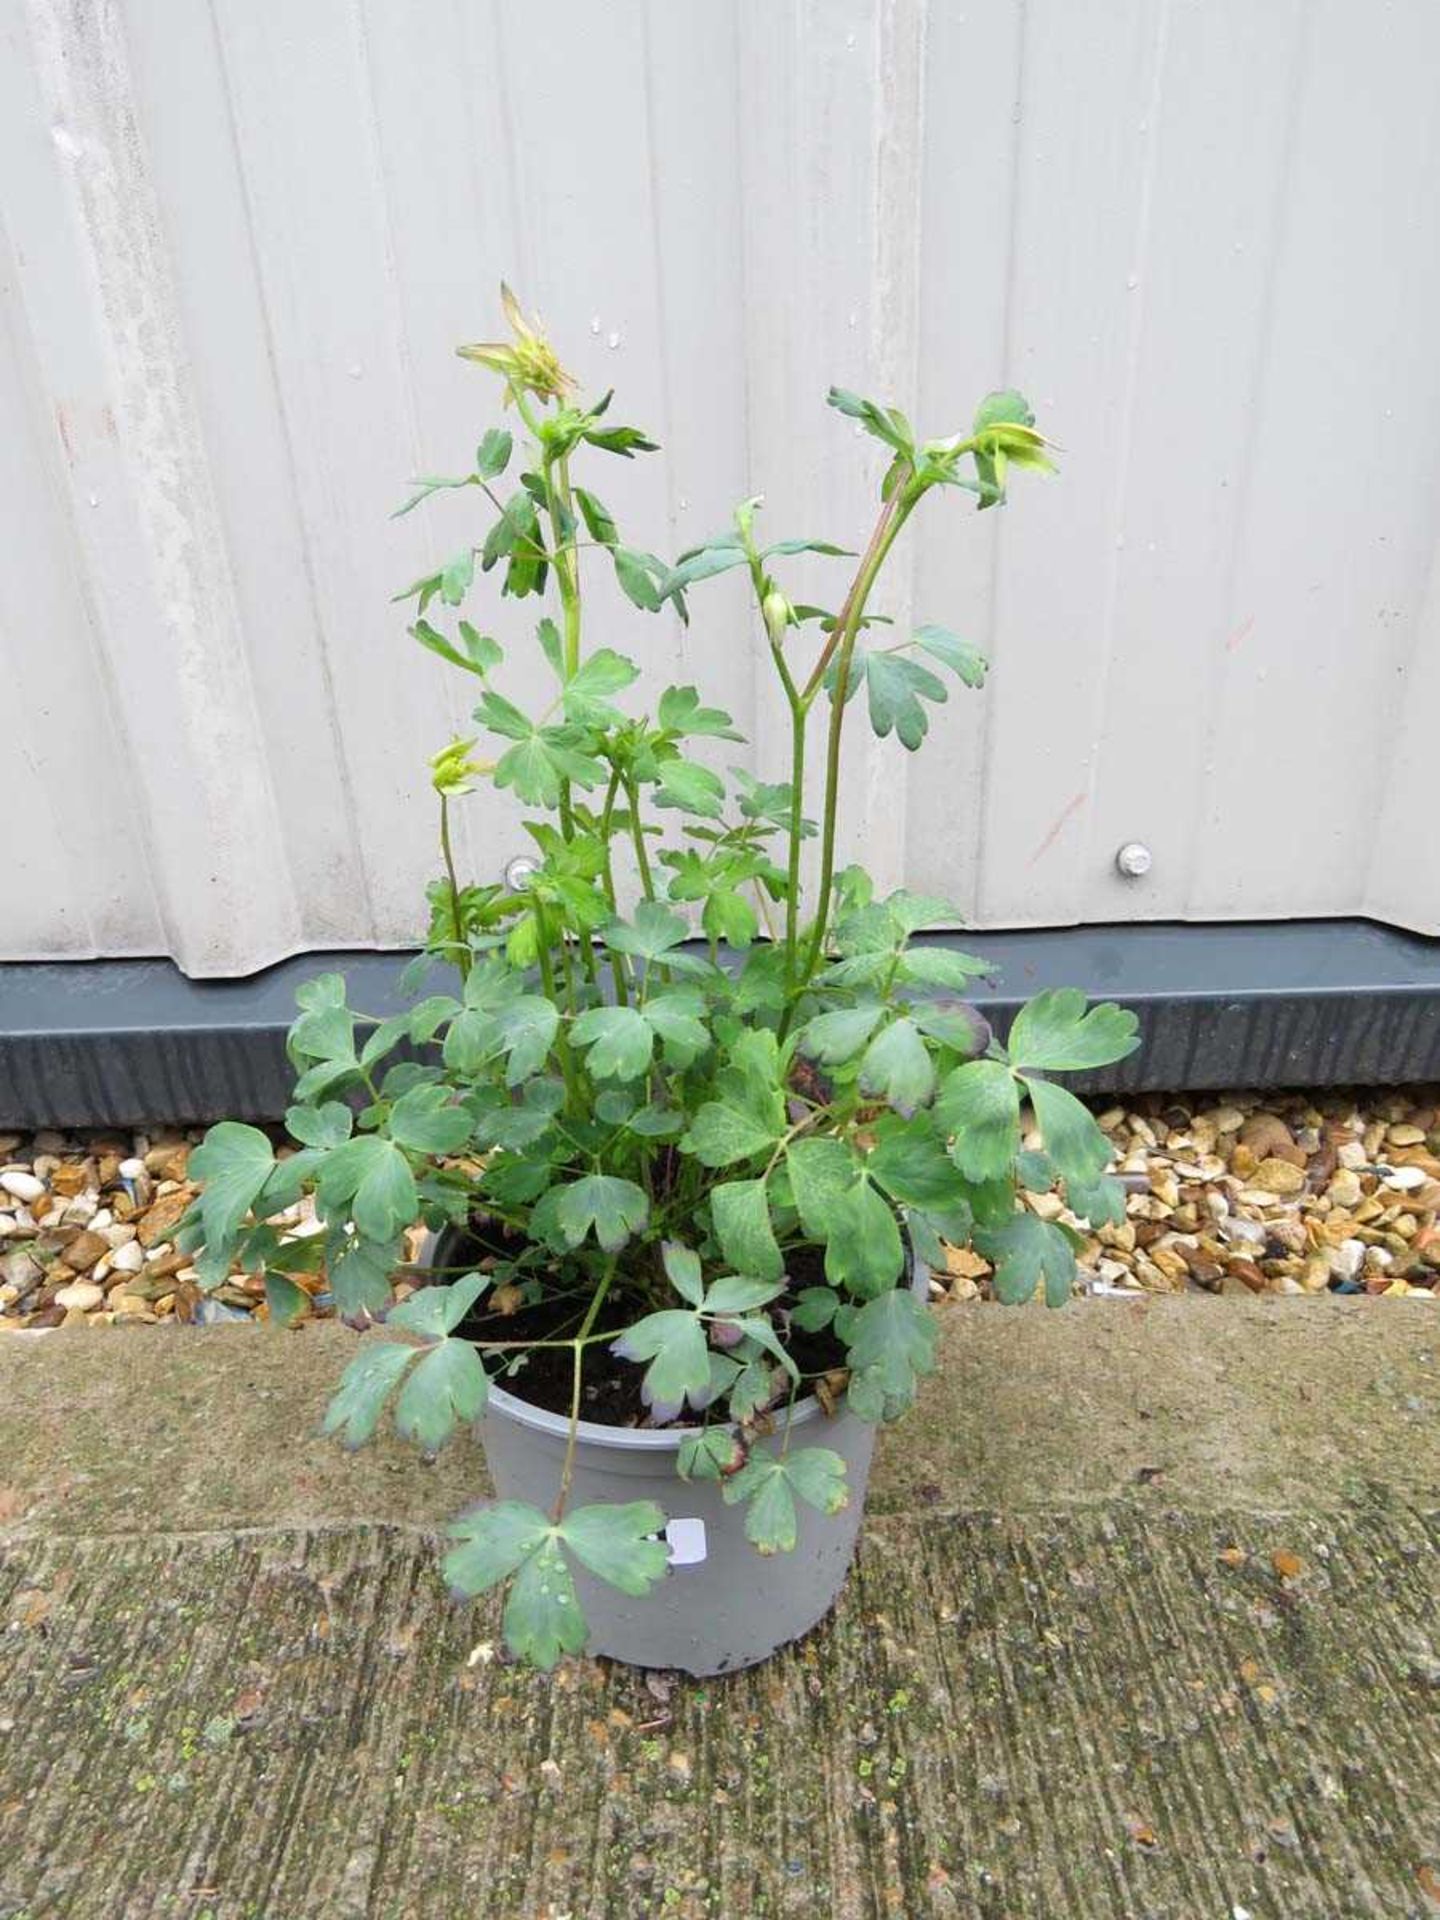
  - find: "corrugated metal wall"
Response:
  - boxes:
[3,0,1438,977]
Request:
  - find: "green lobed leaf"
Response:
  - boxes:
[444,1500,551,1596]
[826,388,915,456]
[392,1338,489,1453]
[703,1274,785,1316]
[857,1016,936,1117]
[912,1001,990,1057]
[701,887,758,949]
[440,548,475,606]
[678,1428,746,1481]
[1066,1173,1126,1228]
[613,545,662,610]
[553,1174,649,1253]
[563,647,639,721]
[975,1211,1077,1308]
[611,1309,710,1416]
[318,1136,420,1244]
[865,1119,972,1210]
[1021,1076,1112,1185]
[387,1270,486,1339]
[823,1179,904,1298]
[785,1137,862,1238]
[710,1179,783,1282]
[491,728,605,807]
[1006,989,1141,1073]
[798,1003,885,1067]
[359,1013,413,1070]
[661,1240,705,1306]
[410,617,502,678]
[502,1539,585,1669]
[653,757,726,819]
[657,536,750,600]
[864,652,948,750]
[642,991,710,1068]
[682,1099,781,1169]
[911,624,988,687]
[558,1501,670,1593]
[722,1447,849,1554]
[570,1004,654,1081]
[491,997,560,1086]
[895,946,993,991]
[323,1341,415,1447]
[264,1271,309,1328]
[575,486,617,546]
[444,1498,669,1668]
[886,889,963,936]
[791,1285,839,1332]
[387,1084,473,1154]
[657,685,744,740]
[935,1060,1021,1184]
[844,1289,938,1421]
[603,900,691,962]
[476,427,512,478]
[327,1232,399,1317]
[189,1122,276,1253]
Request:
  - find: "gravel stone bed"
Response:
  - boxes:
[2,1087,1439,1330]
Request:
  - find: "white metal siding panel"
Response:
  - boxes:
[1,0,1437,974]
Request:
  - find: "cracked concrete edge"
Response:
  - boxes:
[1,1296,1436,1542]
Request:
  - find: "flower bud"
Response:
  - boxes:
[762,588,794,648]
[457,284,576,405]
[429,737,487,798]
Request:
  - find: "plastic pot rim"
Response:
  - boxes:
[421,1225,921,1455]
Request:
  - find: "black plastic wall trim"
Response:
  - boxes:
[3,919,1440,1127]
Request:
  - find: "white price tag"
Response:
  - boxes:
[664,1517,708,1566]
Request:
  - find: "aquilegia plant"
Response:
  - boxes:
[187,289,1139,1667]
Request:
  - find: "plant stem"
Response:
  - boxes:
[624,776,656,899]
[558,925,579,1009]
[793,489,917,996]
[782,682,806,987]
[439,794,470,983]
[551,1255,619,1521]
[596,768,631,1006]
[552,454,582,676]
[534,904,583,1102]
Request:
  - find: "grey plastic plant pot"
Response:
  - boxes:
[428,1225,923,1676]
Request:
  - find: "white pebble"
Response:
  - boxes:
[108,1240,143,1274]
[0,1171,45,1204]
[1329,1240,1365,1283]
[54,1280,104,1312]
[118,1158,145,1180]
[1382,1165,1426,1191]
[1219,1214,1266,1248]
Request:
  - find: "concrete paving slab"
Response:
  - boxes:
[1,1300,1437,1918]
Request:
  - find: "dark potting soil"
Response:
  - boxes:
[448,1220,851,1429]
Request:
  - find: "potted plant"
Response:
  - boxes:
[186,289,1139,1675]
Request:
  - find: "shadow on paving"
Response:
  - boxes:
[1,1300,1438,1918]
